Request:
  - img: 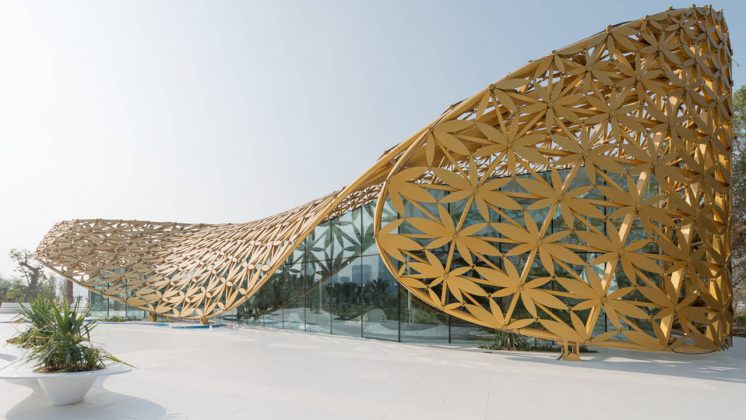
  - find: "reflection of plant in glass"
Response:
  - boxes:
[364,278,389,308]
[406,306,441,325]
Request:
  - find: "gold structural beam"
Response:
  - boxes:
[36,6,732,353]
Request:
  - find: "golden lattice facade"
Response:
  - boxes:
[36,6,732,355]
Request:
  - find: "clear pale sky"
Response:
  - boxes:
[1,0,744,279]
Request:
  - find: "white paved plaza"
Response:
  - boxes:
[1,319,744,419]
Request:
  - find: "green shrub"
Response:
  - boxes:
[101,315,139,322]
[479,330,596,353]
[483,330,529,351]
[12,298,129,373]
[7,297,55,348]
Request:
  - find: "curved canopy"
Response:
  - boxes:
[37,6,733,353]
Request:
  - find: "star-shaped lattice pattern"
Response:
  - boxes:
[36,6,732,353]
[373,6,732,352]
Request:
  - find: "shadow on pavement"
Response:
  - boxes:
[504,338,746,384]
[5,378,170,419]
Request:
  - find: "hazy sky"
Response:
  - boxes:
[1,0,744,280]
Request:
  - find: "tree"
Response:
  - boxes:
[65,278,74,304]
[732,85,746,308]
[8,249,55,301]
[0,277,30,303]
[0,276,11,303]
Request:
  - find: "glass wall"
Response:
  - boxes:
[90,166,636,342]
[225,200,494,345]
[87,290,146,320]
[224,167,638,344]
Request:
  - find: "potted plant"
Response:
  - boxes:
[1,298,131,405]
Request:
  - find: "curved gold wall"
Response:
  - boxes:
[36,6,732,353]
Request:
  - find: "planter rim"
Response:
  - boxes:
[0,359,131,379]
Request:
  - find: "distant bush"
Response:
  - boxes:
[480,330,595,353]
[735,312,746,337]
[481,330,529,351]
[101,315,140,322]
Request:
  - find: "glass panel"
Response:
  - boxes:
[449,317,493,345]
[362,255,399,341]
[307,221,332,265]
[305,259,331,333]
[125,305,145,320]
[497,176,525,223]
[89,291,108,318]
[332,207,361,259]
[263,271,284,328]
[123,282,145,320]
[331,256,362,337]
[235,292,264,326]
[109,295,126,318]
[255,284,272,326]
[286,241,305,267]
[400,288,448,343]
[362,200,396,256]
[284,263,305,331]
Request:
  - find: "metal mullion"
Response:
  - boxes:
[328,221,333,335]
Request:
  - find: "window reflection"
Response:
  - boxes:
[305,265,331,334]
[284,263,305,331]
[362,255,399,341]
[331,256,361,337]
[400,287,448,343]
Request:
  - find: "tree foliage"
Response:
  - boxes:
[0,249,56,303]
[732,85,746,307]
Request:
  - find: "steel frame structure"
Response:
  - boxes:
[36,6,732,355]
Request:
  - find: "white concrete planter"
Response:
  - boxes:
[0,356,131,405]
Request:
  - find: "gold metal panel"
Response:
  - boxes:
[36,193,338,318]
[373,6,732,353]
[35,6,732,353]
